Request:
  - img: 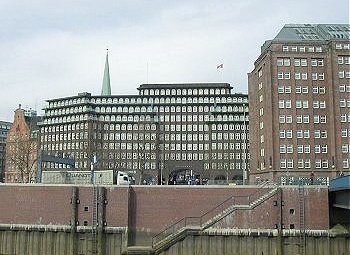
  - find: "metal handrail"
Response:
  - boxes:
[152,184,279,248]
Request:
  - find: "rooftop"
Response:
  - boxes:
[261,23,350,52]
[138,83,233,90]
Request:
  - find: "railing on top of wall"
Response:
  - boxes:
[152,183,278,248]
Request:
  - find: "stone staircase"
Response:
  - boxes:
[125,184,279,255]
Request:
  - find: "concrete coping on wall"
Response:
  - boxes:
[204,228,331,237]
[75,226,128,234]
[0,223,71,232]
[204,228,279,236]
[0,183,329,189]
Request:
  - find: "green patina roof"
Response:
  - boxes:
[101,52,111,96]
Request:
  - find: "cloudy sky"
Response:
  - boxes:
[0,0,348,121]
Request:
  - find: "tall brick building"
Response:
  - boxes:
[39,53,250,184]
[248,24,350,183]
[0,121,12,182]
[4,106,40,183]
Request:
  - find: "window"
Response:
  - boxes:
[285,100,291,108]
[280,159,286,168]
[279,100,285,109]
[283,46,289,52]
[280,130,286,138]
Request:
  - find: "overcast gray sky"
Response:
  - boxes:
[0,0,349,121]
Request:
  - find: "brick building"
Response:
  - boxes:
[39,53,249,184]
[248,24,350,184]
[0,121,12,182]
[4,106,40,183]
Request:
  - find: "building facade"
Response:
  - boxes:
[39,83,249,184]
[0,121,12,182]
[4,106,40,183]
[248,24,350,184]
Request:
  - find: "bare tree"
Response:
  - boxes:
[6,132,38,183]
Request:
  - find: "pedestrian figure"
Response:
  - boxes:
[310,171,315,185]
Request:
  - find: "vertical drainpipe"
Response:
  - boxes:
[97,186,106,255]
[70,187,79,255]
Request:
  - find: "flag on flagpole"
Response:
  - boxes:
[217,64,224,69]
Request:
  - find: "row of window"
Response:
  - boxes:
[338,56,350,64]
[282,45,323,53]
[339,84,350,92]
[279,129,328,139]
[280,144,328,154]
[47,102,248,117]
[335,43,350,50]
[279,100,327,109]
[279,115,327,124]
[278,85,326,94]
[280,158,350,169]
[48,95,248,109]
[277,58,324,67]
[338,71,350,79]
[278,72,325,80]
[141,87,230,96]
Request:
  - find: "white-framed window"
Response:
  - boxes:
[315,145,321,153]
[278,86,284,93]
[283,46,289,52]
[343,159,349,169]
[285,86,292,93]
[296,100,302,108]
[341,144,349,153]
[285,100,292,108]
[305,159,311,168]
[287,159,293,168]
[280,144,286,153]
[341,129,349,137]
[280,159,287,168]
[315,159,322,168]
[279,130,286,138]
[279,100,285,109]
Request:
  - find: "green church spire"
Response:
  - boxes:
[101,50,111,96]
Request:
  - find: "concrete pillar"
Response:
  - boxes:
[276,187,283,255]
[70,186,79,255]
[97,186,107,255]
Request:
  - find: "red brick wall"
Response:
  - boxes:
[0,185,71,225]
[129,186,263,231]
[0,185,329,232]
[105,187,129,226]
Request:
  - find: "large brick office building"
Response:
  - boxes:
[248,24,350,183]
[39,54,249,184]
